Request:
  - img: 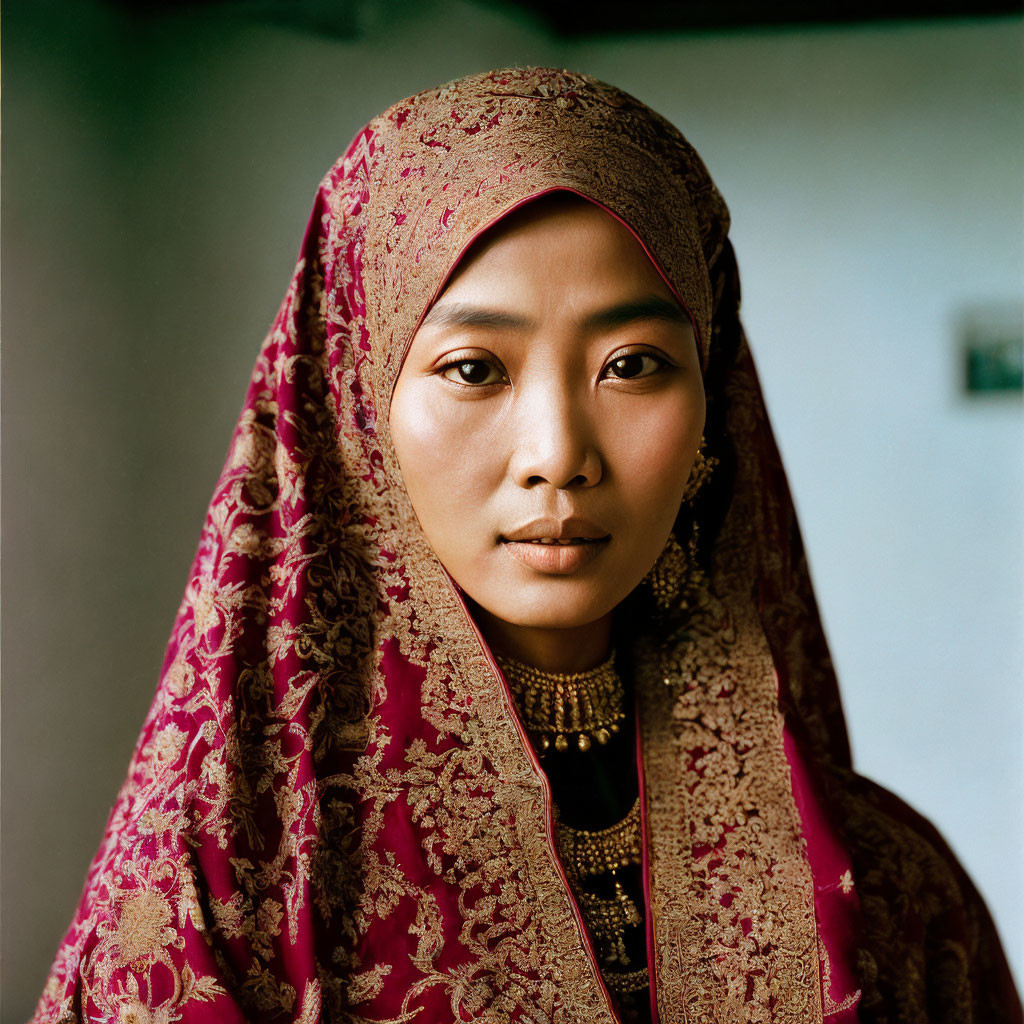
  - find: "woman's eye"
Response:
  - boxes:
[605,353,664,380]
[440,359,505,386]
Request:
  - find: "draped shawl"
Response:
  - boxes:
[34,67,1020,1024]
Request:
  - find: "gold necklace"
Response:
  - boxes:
[555,799,648,991]
[556,794,643,880]
[496,652,626,753]
[497,653,647,994]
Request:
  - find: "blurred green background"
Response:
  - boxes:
[4,1,1022,1017]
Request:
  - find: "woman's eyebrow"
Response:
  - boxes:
[419,295,689,332]
[419,303,531,331]
[582,295,690,330]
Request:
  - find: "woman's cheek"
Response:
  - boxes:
[612,401,698,508]
[392,388,448,527]
[393,386,497,553]
[396,387,461,481]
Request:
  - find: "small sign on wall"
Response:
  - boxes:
[961,302,1023,395]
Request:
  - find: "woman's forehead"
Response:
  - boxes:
[439,194,678,296]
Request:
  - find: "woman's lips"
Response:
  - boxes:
[502,538,609,575]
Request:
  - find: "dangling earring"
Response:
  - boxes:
[682,440,716,503]
[644,530,692,611]
[643,437,717,612]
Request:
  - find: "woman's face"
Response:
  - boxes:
[389,197,705,656]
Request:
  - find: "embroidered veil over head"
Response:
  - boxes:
[35,68,1019,1024]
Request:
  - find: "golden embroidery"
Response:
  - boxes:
[635,585,821,1021]
[111,892,174,967]
[818,936,862,1015]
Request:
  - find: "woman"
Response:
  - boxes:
[33,67,1019,1024]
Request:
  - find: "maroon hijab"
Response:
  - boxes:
[34,67,1019,1024]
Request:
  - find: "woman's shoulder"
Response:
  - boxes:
[822,765,1021,1024]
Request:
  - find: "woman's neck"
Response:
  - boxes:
[469,602,613,673]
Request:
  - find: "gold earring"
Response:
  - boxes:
[644,530,691,611]
[682,437,717,503]
[643,438,715,612]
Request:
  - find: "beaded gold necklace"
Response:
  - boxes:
[496,652,626,754]
[498,653,648,998]
[555,797,647,993]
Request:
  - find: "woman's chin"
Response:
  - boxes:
[471,586,625,633]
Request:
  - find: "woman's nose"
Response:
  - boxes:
[507,383,603,490]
